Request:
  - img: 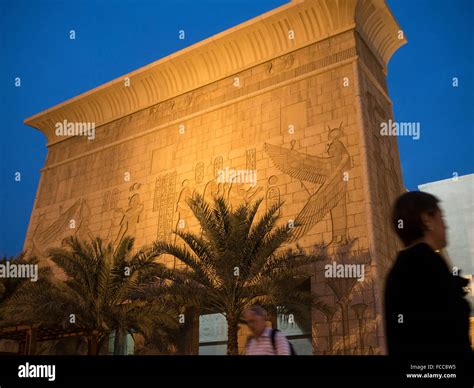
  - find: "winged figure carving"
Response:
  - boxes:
[31,198,83,256]
[264,127,351,242]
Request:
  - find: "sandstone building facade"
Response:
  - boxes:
[24,0,406,354]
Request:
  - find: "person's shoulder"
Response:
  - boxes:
[245,334,254,347]
[394,243,440,268]
[274,329,289,341]
[386,249,414,278]
[385,245,427,285]
[400,242,431,257]
[408,243,450,272]
[387,243,451,286]
[403,242,441,258]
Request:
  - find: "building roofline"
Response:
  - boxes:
[24,0,406,144]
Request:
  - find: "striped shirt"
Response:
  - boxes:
[245,327,291,355]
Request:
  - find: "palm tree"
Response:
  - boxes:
[0,253,52,326]
[152,194,327,355]
[2,236,179,355]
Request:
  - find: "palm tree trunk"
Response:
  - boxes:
[96,335,107,355]
[226,315,239,355]
[113,327,126,355]
[87,334,98,355]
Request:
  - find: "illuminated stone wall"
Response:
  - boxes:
[23,0,406,355]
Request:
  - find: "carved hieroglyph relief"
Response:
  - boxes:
[195,161,205,184]
[266,175,281,215]
[154,172,177,242]
[266,54,294,75]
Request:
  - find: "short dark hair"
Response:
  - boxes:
[391,191,441,246]
[247,305,267,318]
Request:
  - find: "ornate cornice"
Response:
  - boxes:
[355,0,406,68]
[24,0,406,143]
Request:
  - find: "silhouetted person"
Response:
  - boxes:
[385,191,471,356]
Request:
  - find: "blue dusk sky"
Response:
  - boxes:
[0,0,473,257]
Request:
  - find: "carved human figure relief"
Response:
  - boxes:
[175,179,194,231]
[241,185,263,203]
[203,156,231,202]
[229,182,262,208]
[99,188,120,242]
[102,191,111,213]
[75,199,94,242]
[225,148,261,208]
[113,193,144,246]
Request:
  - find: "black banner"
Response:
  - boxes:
[0,355,471,386]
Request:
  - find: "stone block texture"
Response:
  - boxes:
[23,0,406,355]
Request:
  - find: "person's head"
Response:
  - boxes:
[243,305,268,336]
[391,191,447,250]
